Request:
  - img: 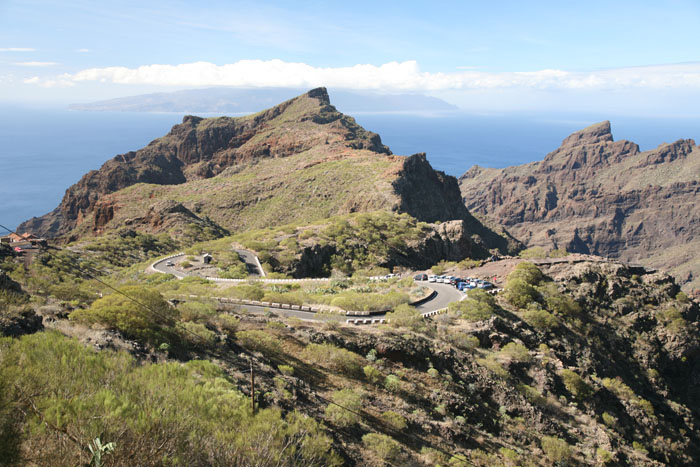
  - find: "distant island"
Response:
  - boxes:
[70,87,459,114]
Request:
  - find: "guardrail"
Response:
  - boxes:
[345,306,449,326]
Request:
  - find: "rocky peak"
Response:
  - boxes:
[560,120,613,148]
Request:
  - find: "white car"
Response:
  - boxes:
[428,275,437,283]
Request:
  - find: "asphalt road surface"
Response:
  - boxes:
[221,282,462,321]
[235,249,264,276]
[151,254,464,321]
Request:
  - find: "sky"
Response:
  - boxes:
[1,0,700,115]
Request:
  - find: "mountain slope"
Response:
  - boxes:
[459,121,700,292]
[20,88,516,256]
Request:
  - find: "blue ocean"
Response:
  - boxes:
[1,106,698,232]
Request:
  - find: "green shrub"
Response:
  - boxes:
[225,284,265,301]
[507,262,544,286]
[548,249,569,258]
[179,321,217,348]
[427,367,439,378]
[477,354,507,378]
[385,303,423,329]
[676,291,690,304]
[504,278,539,308]
[597,447,613,464]
[213,314,240,335]
[178,301,216,323]
[518,247,546,259]
[364,365,382,384]
[69,287,178,346]
[523,306,559,330]
[541,436,572,463]
[444,331,480,350]
[656,306,687,333]
[0,331,341,466]
[304,343,364,377]
[538,282,581,317]
[380,410,407,430]
[384,374,401,392]
[324,389,363,427]
[449,288,496,321]
[602,412,617,428]
[362,433,401,461]
[278,364,294,376]
[632,441,648,455]
[236,330,283,355]
[560,369,592,399]
[498,342,532,364]
[457,258,481,269]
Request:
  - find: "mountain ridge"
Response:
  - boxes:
[20,88,517,258]
[69,87,459,113]
[459,121,700,292]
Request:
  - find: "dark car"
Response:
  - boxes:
[413,273,428,281]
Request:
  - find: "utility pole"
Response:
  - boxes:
[250,359,256,414]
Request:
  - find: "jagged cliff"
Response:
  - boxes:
[459,121,700,292]
[20,88,516,256]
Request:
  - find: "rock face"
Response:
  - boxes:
[19,88,515,257]
[459,121,700,293]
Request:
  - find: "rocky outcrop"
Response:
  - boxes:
[20,88,516,258]
[19,88,390,239]
[460,121,700,293]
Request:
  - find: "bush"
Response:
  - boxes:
[236,330,283,355]
[507,262,544,286]
[560,369,592,399]
[676,291,690,304]
[324,389,363,427]
[381,410,407,430]
[362,433,401,461]
[0,331,341,466]
[541,436,572,463]
[278,364,294,376]
[179,321,217,348]
[69,287,178,346]
[213,314,240,335]
[504,278,539,308]
[178,301,216,323]
[498,342,532,364]
[523,306,559,330]
[384,374,401,392]
[304,343,364,377]
[364,365,383,384]
[518,247,546,259]
[444,331,480,351]
[597,447,613,464]
[538,282,581,317]
[385,303,423,329]
[449,288,496,321]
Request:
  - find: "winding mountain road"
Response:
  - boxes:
[150,252,464,321]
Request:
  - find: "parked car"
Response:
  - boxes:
[457,281,475,291]
[414,273,428,281]
[165,260,175,267]
[428,275,437,283]
[479,281,495,289]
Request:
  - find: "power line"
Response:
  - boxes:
[1,223,474,464]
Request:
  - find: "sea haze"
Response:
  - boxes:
[1,107,698,232]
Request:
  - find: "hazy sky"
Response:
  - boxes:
[2,0,699,115]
